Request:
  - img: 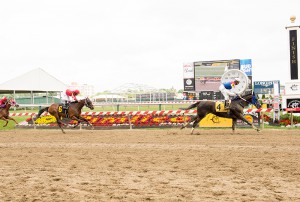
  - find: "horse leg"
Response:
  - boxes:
[7,116,18,125]
[181,115,197,130]
[1,117,9,127]
[71,116,94,130]
[191,116,202,134]
[54,115,65,134]
[234,113,260,132]
[231,118,237,134]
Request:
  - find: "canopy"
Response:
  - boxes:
[0,68,67,94]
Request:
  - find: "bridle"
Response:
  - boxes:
[5,99,18,107]
[84,98,93,109]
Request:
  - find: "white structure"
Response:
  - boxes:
[68,82,95,97]
[0,68,67,104]
[283,16,300,109]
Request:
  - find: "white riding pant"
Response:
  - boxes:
[219,85,236,100]
[61,95,75,102]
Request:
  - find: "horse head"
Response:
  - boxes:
[5,98,19,108]
[251,92,261,109]
[84,97,94,110]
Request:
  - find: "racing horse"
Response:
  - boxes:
[34,97,94,134]
[180,92,261,134]
[0,98,19,127]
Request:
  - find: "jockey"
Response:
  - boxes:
[219,78,240,108]
[63,89,80,108]
[0,97,7,108]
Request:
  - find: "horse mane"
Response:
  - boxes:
[232,92,253,101]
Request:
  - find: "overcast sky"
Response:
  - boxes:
[1,0,299,92]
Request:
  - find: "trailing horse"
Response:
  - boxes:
[0,98,19,127]
[34,97,94,134]
[180,92,261,134]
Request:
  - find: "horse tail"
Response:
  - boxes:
[35,107,49,119]
[179,101,201,110]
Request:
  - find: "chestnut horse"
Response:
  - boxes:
[0,98,19,127]
[34,97,94,133]
[180,92,262,134]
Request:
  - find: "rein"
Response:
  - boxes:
[236,95,253,106]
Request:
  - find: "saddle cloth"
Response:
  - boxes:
[58,104,69,117]
[215,101,229,112]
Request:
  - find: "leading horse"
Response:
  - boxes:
[180,92,261,134]
[0,98,19,127]
[34,97,94,134]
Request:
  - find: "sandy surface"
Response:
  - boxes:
[0,128,300,201]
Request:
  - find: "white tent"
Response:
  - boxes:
[0,68,67,93]
[0,68,67,105]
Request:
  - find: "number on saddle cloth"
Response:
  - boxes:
[59,103,69,117]
[215,101,229,112]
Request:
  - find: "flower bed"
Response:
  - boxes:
[29,114,191,127]
[279,113,300,126]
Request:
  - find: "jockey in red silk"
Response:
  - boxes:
[0,97,7,108]
[66,89,80,102]
[219,78,240,108]
[63,89,80,109]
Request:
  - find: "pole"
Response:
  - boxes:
[291,111,294,127]
[128,115,132,130]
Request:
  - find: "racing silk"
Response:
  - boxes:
[223,81,235,90]
[0,99,6,108]
[65,89,78,101]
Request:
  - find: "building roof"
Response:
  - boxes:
[0,68,67,93]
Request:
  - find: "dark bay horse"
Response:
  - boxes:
[34,97,94,133]
[0,98,19,127]
[180,93,262,134]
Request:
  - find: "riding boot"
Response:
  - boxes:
[225,100,229,109]
[64,101,69,110]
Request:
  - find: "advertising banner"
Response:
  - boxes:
[285,81,300,95]
[253,80,280,95]
[240,59,252,76]
[287,98,300,109]
[183,78,195,91]
[183,63,194,78]
[194,59,240,92]
[183,63,195,91]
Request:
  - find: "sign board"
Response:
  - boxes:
[253,80,280,95]
[194,59,240,92]
[240,59,252,76]
[285,81,300,95]
[287,98,300,109]
[183,63,194,79]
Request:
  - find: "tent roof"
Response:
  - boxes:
[0,68,67,93]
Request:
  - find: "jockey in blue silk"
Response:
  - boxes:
[219,78,240,108]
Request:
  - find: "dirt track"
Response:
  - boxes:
[0,128,300,201]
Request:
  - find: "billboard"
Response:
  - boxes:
[194,59,240,92]
[240,59,252,76]
[183,63,195,91]
[253,80,280,95]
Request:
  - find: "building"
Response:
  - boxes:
[68,82,95,97]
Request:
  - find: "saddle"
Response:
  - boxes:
[215,101,230,112]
